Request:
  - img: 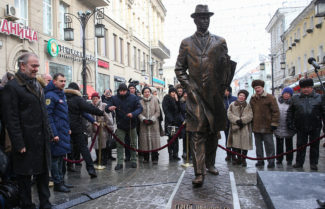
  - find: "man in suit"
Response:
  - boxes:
[175,5,235,186]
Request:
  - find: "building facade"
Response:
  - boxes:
[266,7,305,96]
[283,0,325,91]
[0,0,169,97]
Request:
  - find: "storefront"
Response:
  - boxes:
[114,76,125,94]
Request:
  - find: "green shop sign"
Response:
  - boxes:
[47,39,59,57]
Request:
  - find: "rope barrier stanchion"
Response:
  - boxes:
[94,124,106,170]
[218,134,325,161]
[63,126,100,163]
[105,124,185,153]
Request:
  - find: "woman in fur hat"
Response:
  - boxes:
[227,90,253,166]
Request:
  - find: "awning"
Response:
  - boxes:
[80,85,96,99]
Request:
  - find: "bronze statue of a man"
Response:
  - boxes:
[175,5,236,186]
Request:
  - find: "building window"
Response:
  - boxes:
[15,0,28,26]
[303,54,307,72]
[59,2,68,40]
[297,28,300,39]
[43,0,53,36]
[303,22,307,36]
[119,38,124,64]
[138,49,140,70]
[113,34,117,61]
[310,16,314,29]
[143,52,146,72]
[127,42,130,66]
[146,55,149,73]
[49,62,72,86]
[319,45,324,63]
[311,49,315,61]
[101,29,108,57]
[98,73,110,95]
[133,47,137,69]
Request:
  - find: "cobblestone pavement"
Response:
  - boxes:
[36,133,325,209]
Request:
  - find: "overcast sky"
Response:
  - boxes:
[163,0,312,77]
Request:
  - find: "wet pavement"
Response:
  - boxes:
[31,133,325,209]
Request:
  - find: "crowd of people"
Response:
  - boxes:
[224,78,325,170]
[0,52,324,208]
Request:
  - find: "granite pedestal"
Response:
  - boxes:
[172,167,233,209]
[257,171,325,209]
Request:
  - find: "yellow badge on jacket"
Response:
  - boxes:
[46,99,51,106]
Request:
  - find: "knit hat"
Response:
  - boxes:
[252,79,265,88]
[118,83,128,91]
[142,86,152,95]
[68,82,80,90]
[282,87,293,96]
[91,92,100,99]
[237,89,249,99]
[299,78,314,88]
[168,87,177,94]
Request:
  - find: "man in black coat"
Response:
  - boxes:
[2,52,53,209]
[106,83,143,170]
[287,78,325,171]
[64,82,104,178]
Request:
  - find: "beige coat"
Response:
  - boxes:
[138,95,161,151]
[91,101,114,149]
[227,101,253,150]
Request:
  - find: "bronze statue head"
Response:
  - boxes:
[191,5,213,33]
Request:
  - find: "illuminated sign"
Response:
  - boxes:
[98,59,109,69]
[0,19,38,42]
[47,39,59,57]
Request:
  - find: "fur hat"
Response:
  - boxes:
[149,87,157,93]
[168,87,177,94]
[118,83,128,91]
[299,78,314,88]
[91,92,100,99]
[252,80,265,88]
[282,87,293,96]
[68,82,80,90]
[237,89,249,99]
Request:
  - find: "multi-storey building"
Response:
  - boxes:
[266,7,305,96]
[0,0,169,97]
[282,0,325,91]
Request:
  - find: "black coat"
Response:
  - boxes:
[162,94,183,129]
[287,91,325,132]
[105,92,143,131]
[64,89,104,134]
[2,72,53,175]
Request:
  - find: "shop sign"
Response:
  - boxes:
[98,59,109,69]
[47,39,59,57]
[57,45,96,62]
[0,19,37,42]
[153,77,165,85]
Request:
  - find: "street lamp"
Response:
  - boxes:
[269,54,276,95]
[280,62,286,70]
[150,60,155,86]
[315,0,325,17]
[260,62,265,70]
[64,8,105,99]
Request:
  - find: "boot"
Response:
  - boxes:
[108,148,116,161]
[192,175,204,187]
[53,183,70,193]
[101,149,107,165]
[242,158,247,167]
[88,167,97,178]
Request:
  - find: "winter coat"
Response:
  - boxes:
[274,96,295,138]
[64,89,104,134]
[90,100,114,149]
[249,91,280,133]
[105,91,143,131]
[178,96,186,122]
[227,101,253,150]
[287,91,325,132]
[175,31,236,133]
[162,94,183,133]
[224,94,237,111]
[45,81,71,156]
[138,95,161,151]
[2,72,52,175]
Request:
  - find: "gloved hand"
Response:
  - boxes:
[143,120,150,125]
[236,119,244,129]
[147,120,153,125]
[271,126,277,131]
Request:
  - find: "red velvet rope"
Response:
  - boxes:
[105,124,184,153]
[218,134,325,160]
[63,126,100,163]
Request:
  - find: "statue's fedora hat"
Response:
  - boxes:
[191,5,214,18]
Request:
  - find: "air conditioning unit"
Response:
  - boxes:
[5,4,18,20]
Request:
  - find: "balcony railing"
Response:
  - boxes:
[151,40,170,59]
[79,0,109,7]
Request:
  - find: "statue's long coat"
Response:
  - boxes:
[175,31,236,133]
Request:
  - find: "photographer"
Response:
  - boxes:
[162,86,183,160]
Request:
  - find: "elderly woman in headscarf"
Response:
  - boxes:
[138,87,161,164]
